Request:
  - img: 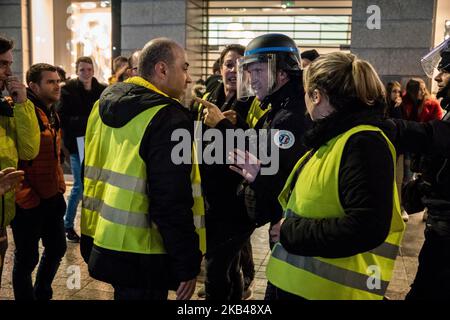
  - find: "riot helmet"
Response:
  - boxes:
[421,38,450,78]
[237,33,301,100]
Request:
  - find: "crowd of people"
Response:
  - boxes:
[1,30,450,301]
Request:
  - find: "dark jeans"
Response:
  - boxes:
[205,229,252,301]
[406,227,450,300]
[113,285,168,300]
[11,193,67,300]
[240,238,255,289]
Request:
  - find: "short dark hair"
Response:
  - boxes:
[75,56,94,72]
[26,63,58,85]
[56,66,67,82]
[138,38,177,79]
[0,35,14,55]
[219,44,245,67]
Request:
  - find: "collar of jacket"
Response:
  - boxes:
[26,88,59,131]
[125,76,181,103]
[73,76,103,91]
[303,105,385,149]
[261,78,302,111]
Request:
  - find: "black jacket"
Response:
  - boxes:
[58,77,106,154]
[215,78,311,227]
[87,82,202,289]
[199,83,255,249]
[280,108,395,258]
[391,94,450,218]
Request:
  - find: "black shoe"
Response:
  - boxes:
[66,228,80,243]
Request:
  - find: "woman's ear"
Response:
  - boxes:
[312,89,321,104]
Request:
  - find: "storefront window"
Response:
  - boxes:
[31,0,112,84]
[66,1,111,82]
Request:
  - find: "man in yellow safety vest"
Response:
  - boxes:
[81,38,204,300]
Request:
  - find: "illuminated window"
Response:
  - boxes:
[30,0,112,84]
[65,1,112,82]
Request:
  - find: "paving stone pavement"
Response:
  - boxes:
[0,176,425,300]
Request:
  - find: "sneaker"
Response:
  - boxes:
[401,211,409,222]
[66,228,80,243]
[242,287,253,300]
[242,279,254,300]
[197,285,206,298]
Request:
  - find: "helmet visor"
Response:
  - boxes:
[421,38,450,78]
[237,53,277,100]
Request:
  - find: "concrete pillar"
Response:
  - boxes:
[121,0,188,56]
[351,0,437,86]
[120,0,205,101]
[0,0,30,81]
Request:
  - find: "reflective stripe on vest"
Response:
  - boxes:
[284,209,400,260]
[191,138,207,254]
[271,244,389,297]
[266,125,405,300]
[84,166,147,194]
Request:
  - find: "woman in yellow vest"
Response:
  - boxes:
[231,52,405,300]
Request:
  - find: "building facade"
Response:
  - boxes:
[0,0,448,89]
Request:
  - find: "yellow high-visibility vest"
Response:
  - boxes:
[81,76,206,254]
[266,125,405,300]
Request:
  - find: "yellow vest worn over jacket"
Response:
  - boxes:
[196,91,265,129]
[0,98,40,228]
[266,125,405,300]
[246,98,268,128]
[81,77,206,255]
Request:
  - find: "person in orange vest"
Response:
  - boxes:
[12,63,66,300]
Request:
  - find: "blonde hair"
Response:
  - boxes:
[303,52,386,109]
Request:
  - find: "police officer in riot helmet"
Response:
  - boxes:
[233,33,312,299]
[237,33,304,103]
[403,38,450,300]
[231,33,310,227]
